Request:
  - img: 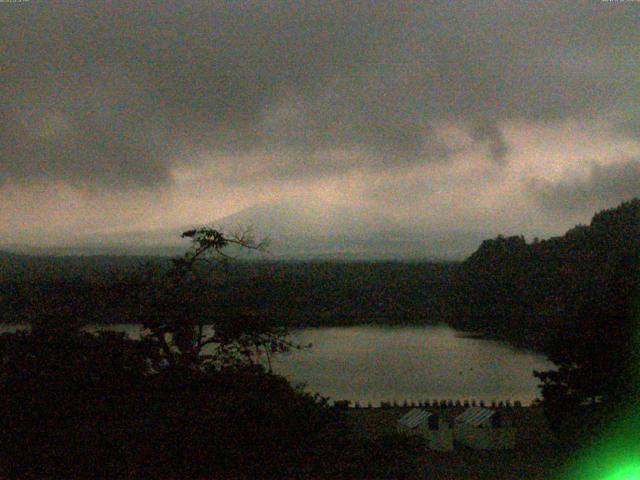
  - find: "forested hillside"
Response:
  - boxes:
[447,198,640,352]
[0,255,454,327]
[2,199,637,355]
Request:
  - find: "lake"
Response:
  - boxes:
[1,324,553,405]
[272,325,552,406]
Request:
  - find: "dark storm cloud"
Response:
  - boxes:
[529,159,640,214]
[1,0,638,188]
[471,121,509,165]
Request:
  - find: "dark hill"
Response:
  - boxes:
[447,198,640,351]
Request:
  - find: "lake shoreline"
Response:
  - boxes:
[0,323,552,405]
[0,319,549,353]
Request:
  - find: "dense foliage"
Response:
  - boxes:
[0,323,424,478]
[448,199,640,442]
[0,228,423,478]
[1,200,638,462]
[0,256,453,327]
[448,199,640,352]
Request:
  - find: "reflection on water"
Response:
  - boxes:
[0,323,552,405]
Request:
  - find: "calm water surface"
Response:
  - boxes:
[1,324,552,405]
[273,325,553,405]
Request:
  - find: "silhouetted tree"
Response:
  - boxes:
[533,200,640,442]
[0,316,151,478]
[133,227,304,372]
[0,226,423,479]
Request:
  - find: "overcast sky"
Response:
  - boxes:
[1,0,639,245]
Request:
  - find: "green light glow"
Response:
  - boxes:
[604,464,640,480]
[559,295,640,480]
[558,403,640,480]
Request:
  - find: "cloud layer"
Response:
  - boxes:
[529,159,640,214]
[2,0,639,190]
[1,1,639,246]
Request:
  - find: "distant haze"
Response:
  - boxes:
[1,1,639,257]
[3,198,489,260]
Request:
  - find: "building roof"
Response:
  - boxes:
[398,408,432,429]
[454,407,495,426]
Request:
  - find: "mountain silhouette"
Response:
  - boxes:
[2,198,487,260]
[210,198,486,260]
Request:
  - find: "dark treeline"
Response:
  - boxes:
[447,198,640,353]
[2,200,638,359]
[0,320,424,478]
[220,262,454,326]
[447,199,640,447]
[0,200,638,476]
[0,230,425,479]
[0,256,454,327]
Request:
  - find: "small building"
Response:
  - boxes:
[453,407,515,450]
[397,408,453,451]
